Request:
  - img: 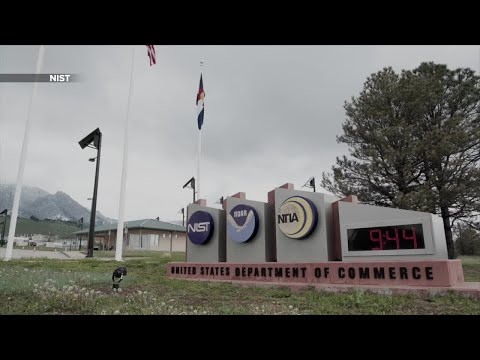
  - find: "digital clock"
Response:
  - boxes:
[347,224,425,251]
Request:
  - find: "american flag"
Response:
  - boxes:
[146,45,156,66]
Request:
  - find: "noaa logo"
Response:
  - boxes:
[187,211,214,245]
[277,196,318,239]
[227,204,259,243]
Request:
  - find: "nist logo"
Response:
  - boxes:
[49,74,72,82]
[188,222,210,233]
[187,211,214,245]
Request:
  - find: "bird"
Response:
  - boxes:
[112,266,127,284]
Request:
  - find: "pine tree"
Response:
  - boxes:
[322,62,480,259]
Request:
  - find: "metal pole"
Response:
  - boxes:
[192,179,196,203]
[5,45,45,261]
[1,211,7,246]
[170,232,173,253]
[115,46,136,262]
[1,220,5,245]
[79,218,83,251]
[182,209,185,227]
[87,131,102,258]
[1,220,5,246]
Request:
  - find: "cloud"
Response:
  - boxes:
[1,45,478,221]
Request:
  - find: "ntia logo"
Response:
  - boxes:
[277,196,318,239]
[187,211,214,245]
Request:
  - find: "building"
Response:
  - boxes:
[72,219,186,252]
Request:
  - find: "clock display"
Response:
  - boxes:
[347,224,425,251]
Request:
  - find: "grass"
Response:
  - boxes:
[92,250,184,258]
[0,253,479,315]
[459,256,480,282]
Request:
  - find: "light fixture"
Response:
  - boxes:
[302,177,316,192]
[78,128,102,258]
[182,177,196,203]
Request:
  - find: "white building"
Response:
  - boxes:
[72,218,186,252]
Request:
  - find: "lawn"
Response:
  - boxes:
[0,252,479,315]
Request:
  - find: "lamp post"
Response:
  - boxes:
[78,128,102,258]
[182,177,196,203]
[0,209,7,247]
[302,177,316,192]
[178,208,185,227]
[78,217,84,251]
[124,224,128,248]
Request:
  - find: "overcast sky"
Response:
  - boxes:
[1,45,479,222]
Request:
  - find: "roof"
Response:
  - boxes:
[72,219,186,235]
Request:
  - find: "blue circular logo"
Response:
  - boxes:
[227,204,259,243]
[277,196,318,239]
[187,211,214,245]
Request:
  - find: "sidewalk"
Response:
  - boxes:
[0,248,75,260]
[0,248,146,261]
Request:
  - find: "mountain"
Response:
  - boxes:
[0,184,114,225]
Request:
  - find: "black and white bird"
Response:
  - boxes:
[112,266,127,284]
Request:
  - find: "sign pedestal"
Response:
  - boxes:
[168,259,471,288]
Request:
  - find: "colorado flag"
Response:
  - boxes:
[196,74,205,130]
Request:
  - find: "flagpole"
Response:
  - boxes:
[5,45,45,261]
[197,129,201,200]
[115,46,136,262]
[197,60,204,201]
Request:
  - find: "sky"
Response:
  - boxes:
[0,45,479,223]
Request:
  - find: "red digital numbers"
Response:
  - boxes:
[385,227,400,249]
[348,224,423,252]
[369,229,383,250]
[369,226,418,250]
[402,227,417,249]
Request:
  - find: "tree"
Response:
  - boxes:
[322,62,480,259]
[454,223,480,256]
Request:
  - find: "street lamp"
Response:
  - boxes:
[182,177,196,203]
[302,177,316,192]
[0,209,7,247]
[78,217,84,251]
[78,128,102,258]
[178,208,185,227]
